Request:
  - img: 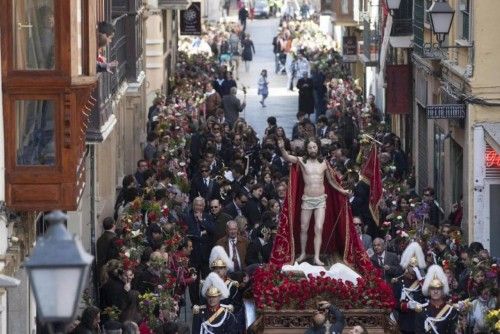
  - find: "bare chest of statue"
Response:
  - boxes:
[299,159,327,197]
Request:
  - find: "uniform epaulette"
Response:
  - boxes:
[192,305,206,314]
[225,278,239,288]
[222,304,234,312]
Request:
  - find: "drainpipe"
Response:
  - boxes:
[88,144,99,303]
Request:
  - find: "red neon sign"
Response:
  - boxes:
[486,149,500,168]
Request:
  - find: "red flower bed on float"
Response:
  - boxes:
[252,264,396,310]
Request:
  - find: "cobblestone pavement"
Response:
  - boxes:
[235,18,299,139]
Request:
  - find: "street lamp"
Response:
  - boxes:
[428,0,455,45]
[25,211,93,332]
[386,0,402,15]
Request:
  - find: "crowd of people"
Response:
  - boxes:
[69,14,499,334]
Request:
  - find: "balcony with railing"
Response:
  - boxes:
[86,1,144,142]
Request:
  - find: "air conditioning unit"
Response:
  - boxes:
[157,0,191,10]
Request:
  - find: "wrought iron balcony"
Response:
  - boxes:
[86,6,144,142]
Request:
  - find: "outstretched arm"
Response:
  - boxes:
[277,139,298,164]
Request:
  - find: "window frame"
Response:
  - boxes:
[6,93,62,174]
[459,0,471,41]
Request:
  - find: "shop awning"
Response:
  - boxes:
[484,124,500,153]
[389,36,413,48]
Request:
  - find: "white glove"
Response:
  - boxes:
[407,300,418,310]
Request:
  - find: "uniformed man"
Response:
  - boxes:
[415,264,459,334]
[192,272,239,334]
[392,242,427,334]
[208,246,245,331]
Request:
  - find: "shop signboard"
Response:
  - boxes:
[180,2,201,35]
[426,104,466,119]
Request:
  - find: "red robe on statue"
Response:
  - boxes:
[270,163,373,271]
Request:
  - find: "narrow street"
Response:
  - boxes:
[235,18,299,139]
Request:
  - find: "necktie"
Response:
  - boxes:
[205,178,209,187]
[231,239,240,271]
[378,256,384,266]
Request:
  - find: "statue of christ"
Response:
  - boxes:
[278,138,349,266]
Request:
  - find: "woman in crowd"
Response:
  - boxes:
[241,33,255,72]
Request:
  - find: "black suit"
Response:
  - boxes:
[352,180,379,237]
[316,125,329,139]
[189,176,220,203]
[271,154,289,177]
[96,230,119,274]
[100,276,128,310]
[243,196,263,228]
[183,211,215,276]
[370,251,403,283]
[246,238,272,265]
[223,201,243,219]
[428,201,441,228]
[189,132,207,175]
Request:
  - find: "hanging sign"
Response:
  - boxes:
[426,104,466,119]
[342,36,358,63]
[180,2,201,36]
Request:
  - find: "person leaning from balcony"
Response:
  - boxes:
[97,33,118,73]
[99,21,115,42]
[304,301,345,334]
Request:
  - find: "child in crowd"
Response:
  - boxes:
[258,69,269,107]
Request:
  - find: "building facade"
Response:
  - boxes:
[411,0,500,257]
[0,0,181,331]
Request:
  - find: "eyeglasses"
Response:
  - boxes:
[210,206,219,209]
